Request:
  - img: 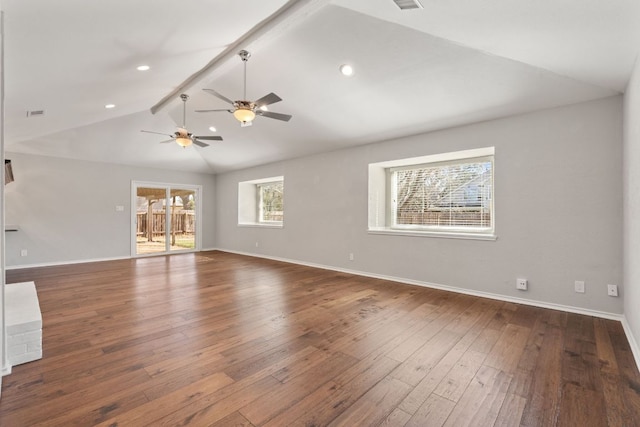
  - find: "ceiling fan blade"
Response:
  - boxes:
[203,88,235,105]
[254,92,282,107]
[192,139,210,148]
[195,109,232,113]
[194,135,223,141]
[141,130,173,138]
[159,139,174,144]
[256,110,292,122]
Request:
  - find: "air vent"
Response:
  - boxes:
[393,0,423,10]
[26,110,45,117]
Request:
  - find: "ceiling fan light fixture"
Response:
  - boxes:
[233,108,256,123]
[175,137,192,148]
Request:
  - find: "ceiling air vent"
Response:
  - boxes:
[393,0,423,10]
[26,110,45,117]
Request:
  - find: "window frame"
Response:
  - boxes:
[368,147,496,241]
[238,176,284,228]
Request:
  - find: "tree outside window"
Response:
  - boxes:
[392,159,492,230]
[258,181,284,223]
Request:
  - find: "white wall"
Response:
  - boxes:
[4,153,216,267]
[216,96,624,315]
[624,58,640,350]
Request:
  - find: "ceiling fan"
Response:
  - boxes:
[196,50,292,127]
[141,94,223,148]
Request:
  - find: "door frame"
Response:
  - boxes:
[131,181,203,257]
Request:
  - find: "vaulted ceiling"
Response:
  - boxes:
[3,0,639,174]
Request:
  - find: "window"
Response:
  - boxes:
[368,147,495,239]
[238,176,284,227]
[257,181,284,223]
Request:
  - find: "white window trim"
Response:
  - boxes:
[238,176,284,228]
[368,147,496,240]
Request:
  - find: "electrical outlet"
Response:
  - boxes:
[607,284,618,297]
[349,253,354,261]
[516,278,528,291]
[575,280,585,293]
[20,249,27,257]
[255,242,259,248]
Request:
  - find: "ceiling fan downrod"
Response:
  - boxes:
[238,50,251,101]
[179,93,189,128]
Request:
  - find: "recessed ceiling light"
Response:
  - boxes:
[260,105,268,111]
[209,126,217,132]
[104,104,116,109]
[339,64,354,76]
[136,65,150,71]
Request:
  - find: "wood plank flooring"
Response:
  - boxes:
[1,250,639,426]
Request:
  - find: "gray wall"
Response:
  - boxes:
[4,153,216,267]
[3,96,626,316]
[215,96,624,315]
[624,59,640,347]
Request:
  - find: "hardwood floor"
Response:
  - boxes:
[1,250,639,426]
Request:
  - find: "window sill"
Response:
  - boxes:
[368,228,497,241]
[238,222,283,229]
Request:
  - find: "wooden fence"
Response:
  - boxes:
[137,211,195,237]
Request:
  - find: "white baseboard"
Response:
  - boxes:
[6,248,217,270]
[214,248,628,323]
[5,255,131,270]
[621,317,640,372]
[1,363,11,377]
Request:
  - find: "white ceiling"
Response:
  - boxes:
[3,0,638,174]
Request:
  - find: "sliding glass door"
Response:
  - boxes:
[132,182,202,256]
